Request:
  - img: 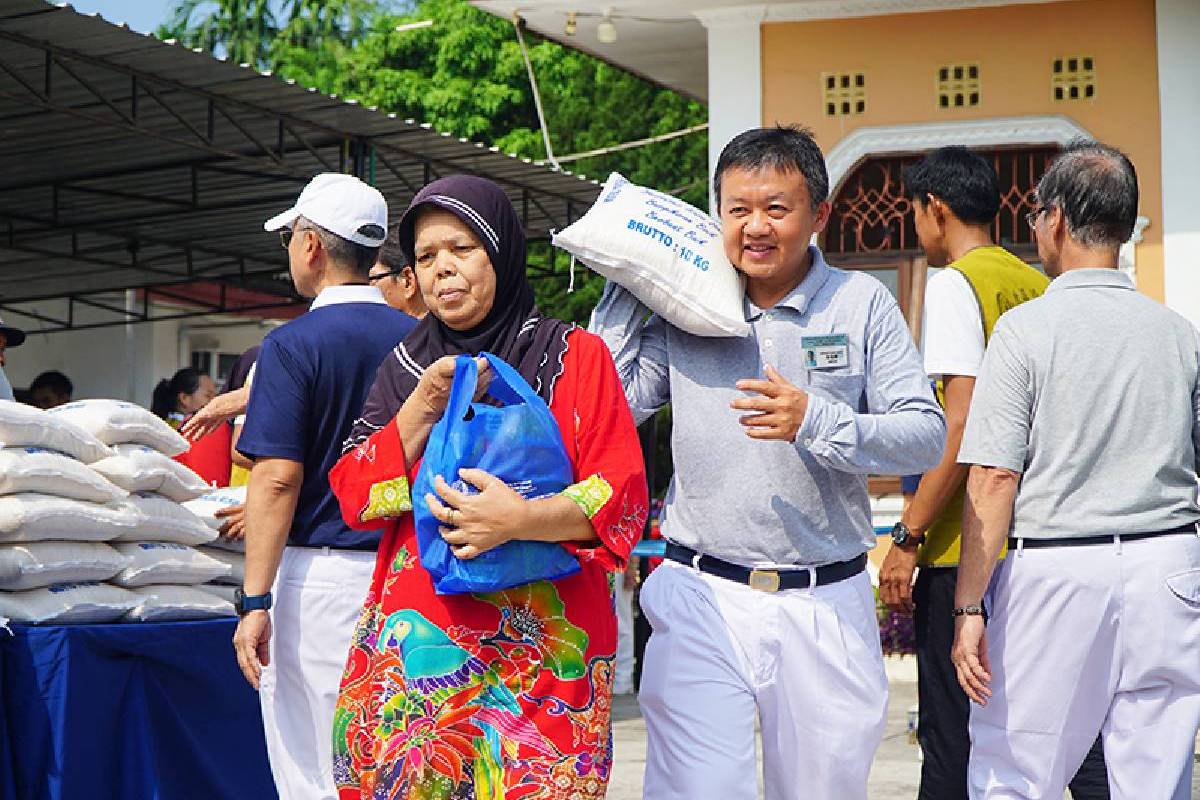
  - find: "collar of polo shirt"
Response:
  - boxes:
[744,245,833,321]
[1045,268,1135,294]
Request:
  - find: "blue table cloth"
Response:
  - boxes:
[0,619,277,800]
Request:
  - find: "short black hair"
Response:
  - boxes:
[1035,141,1139,248]
[297,216,381,278]
[30,370,72,396]
[376,225,408,272]
[903,146,1000,224]
[714,125,829,212]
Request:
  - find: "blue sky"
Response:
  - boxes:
[68,0,176,33]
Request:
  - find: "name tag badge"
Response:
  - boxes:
[801,334,850,369]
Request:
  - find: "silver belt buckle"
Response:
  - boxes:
[748,569,781,593]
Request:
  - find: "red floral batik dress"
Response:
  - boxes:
[328,329,648,800]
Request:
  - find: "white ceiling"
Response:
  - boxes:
[470,0,1067,101]
[471,1,712,99]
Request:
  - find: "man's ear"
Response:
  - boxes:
[927,195,948,226]
[811,199,833,234]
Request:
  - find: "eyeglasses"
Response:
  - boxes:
[279,226,311,249]
[1025,205,1049,232]
[368,268,405,283]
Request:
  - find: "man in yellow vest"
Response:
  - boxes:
[879,147,1108,799]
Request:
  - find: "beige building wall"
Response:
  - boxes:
[761,0,1164,299]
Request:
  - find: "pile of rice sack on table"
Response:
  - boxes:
[0,400,237,624]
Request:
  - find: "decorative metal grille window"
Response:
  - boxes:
[823,72,866,116]
[1052,56,1095,101]
[938,63,980,109]
[823,147,1059,255]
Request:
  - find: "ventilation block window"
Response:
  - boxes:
[937,63,980,109]
[823,72,867,116]
[1052,56,1095,101]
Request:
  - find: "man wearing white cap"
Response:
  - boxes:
[232,173,418,799]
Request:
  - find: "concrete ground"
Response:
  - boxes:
[607,675,1200,799]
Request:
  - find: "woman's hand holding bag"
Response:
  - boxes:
[412,352,583,594]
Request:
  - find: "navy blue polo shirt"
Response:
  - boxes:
[237,285,417,549]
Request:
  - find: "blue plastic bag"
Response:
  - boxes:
[412,352,582,594]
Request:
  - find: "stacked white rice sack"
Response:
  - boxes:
[183,486,247,605]
[0,400,234,624]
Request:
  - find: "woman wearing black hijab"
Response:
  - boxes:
[328,175,648,800]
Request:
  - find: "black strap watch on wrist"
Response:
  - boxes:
[890,521,926,549]
[234,588,272,616]
[952,604,985,617]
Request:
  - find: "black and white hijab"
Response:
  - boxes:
[343,175,573,454]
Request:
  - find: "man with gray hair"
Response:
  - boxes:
[232,173,416,799]
[951,142,1200,799]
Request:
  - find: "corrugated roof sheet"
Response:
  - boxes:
[0,1,600,309]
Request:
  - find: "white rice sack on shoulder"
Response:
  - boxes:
[111,493,216,546]
[197,546,244,585]
[0,493,140,543]
[110,542,231,587]
[0,401,112,463]
[48,400,189,456]
[552,172,749,337]
[0,581,139,624]
[0,447,127,503]
[124,584,235,622]
[90,445,209,502]
[197,583,238,604]
[0,541,130,591]
[182,486,247,532]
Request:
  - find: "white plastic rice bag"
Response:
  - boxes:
[0,581,139,624]
[182,486,246,533]
[197,546,243,585]
[0,400,112,463]
[0,447,127,503]
[111,493,216,546]
[48,400,189,456]
[90,445,209,502]
[197,583,238,604]
[110,542,231,587]
[124,584,235,622]
[0,541,130,591]
[552,172,749,337]
[0,493,140,543]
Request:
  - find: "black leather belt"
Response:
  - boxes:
[664,542,867,593]
[1008,523,1199,549]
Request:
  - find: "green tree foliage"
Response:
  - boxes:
[158,0,708,323]
[157,0,279,66]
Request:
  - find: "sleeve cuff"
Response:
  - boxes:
[956,448,1025,473]
[795,392,833,451]
[561,474,614,519]
[924,360,980,379]
[359,476,412,523]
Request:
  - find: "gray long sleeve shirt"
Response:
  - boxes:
[589,247,945,566]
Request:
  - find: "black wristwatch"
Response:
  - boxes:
[234,588,272,616]
[891,521,925,548]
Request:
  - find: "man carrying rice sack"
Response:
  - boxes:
[588,126,945,800]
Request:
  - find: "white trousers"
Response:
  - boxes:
[639,559,888,800]
[615,573,636,694]
[259,546,376,800]
[969,531,1200,800]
